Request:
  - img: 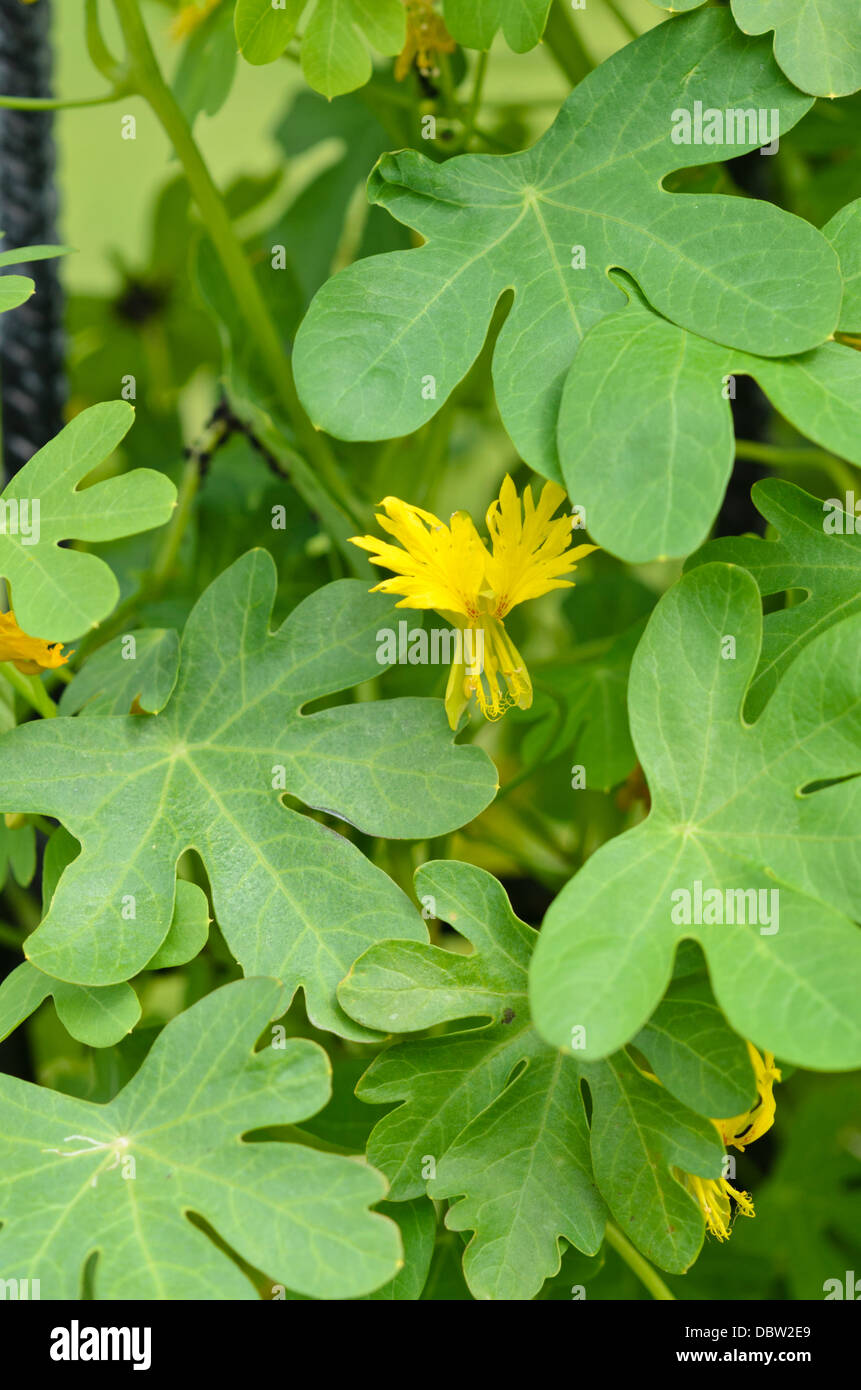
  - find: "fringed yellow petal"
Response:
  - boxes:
[351,476,595,724]
[684,1174,755,1242]
[350,500,485,619]
[484,475,593,616]
[396,0,456,82]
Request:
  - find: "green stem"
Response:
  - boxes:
[542,3,594,86]
[110,0,353,515]
[459,50,488,149]
[0,91,124,110]
[604,1222,675,1300]
[436,50,459,118]
[86,0,125,83]
[150,453,200,590]
[0,664,58,719]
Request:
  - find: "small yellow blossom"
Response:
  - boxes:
[171,0,220,41]
[350,475,597,728]
[396,0,456,81]
[681,1043,782,1242]
[0,610,70,674]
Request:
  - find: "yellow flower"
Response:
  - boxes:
[170,0,220,41]
[350,475,597,728]
[0,610,70,674]
[395,0,456,82]
[681,1043,781,1242]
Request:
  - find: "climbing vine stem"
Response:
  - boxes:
[109,0,360,523]
[604,1222,676,1300]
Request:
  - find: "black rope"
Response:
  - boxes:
[0,0,65,478]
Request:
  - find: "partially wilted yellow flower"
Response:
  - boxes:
[681,1043,781,1242]
[0,609,70,674]
[350,475,596,727]
[395,0,456,81]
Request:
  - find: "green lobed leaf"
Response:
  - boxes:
[649,0,861,97]
[732,0,861,99]
[0,401,176,641]
[59,630,181,717]
[442,0,552,53]
[0,826,209,1048]
[558,198,861,562]
[364,1197,436,1300]
[234,0,405,98]
[341,861,728,1290]
[530,563,861,1071]
[687,480,861,718]
[0,978,401,1298]
[294,8,839,478]
[634,975,756,1118]
[0,552,496,1038]
[234,0,304,64]
[173,1,237,124]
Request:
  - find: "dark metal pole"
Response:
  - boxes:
[0,0,65,477]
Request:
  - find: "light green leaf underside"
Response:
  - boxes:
[294,8,838,479]
[0,552,496,1039]
[688,479,861,718]
[341,861,728,1289]
[234,0,405,98]
[0,979,400,1299]
[0,401,176,641]
[530,563,861,1070]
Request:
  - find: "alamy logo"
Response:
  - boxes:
[376,620,484,674]
[0,498,40,545]
[0,1277,40,1299]
[670,881,779,935]
[823,492,860,534]
[50,1320,151,1371]
[823,1271,861,1299]
[671,102,780,155]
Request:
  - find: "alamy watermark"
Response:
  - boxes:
[671,102,780,156]
[376,620,484,674]
[670,880,779,935]
[0,498,39,545]
[823,492,860,534]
